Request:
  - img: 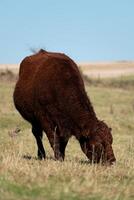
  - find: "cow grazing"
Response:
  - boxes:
[13,49,116,164]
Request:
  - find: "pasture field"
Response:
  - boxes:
[0,74,134,200]
[79,61,134,78]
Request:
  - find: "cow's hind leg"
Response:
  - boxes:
[32,125,46,160]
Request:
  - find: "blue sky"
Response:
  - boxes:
[0,0,134,63]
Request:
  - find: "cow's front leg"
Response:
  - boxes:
[53,132,63,161]
[46,127,68,161]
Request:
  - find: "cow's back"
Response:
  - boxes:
[14,50,93,131]
[33,53,90,132]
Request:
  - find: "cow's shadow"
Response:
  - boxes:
[22,154,56,161]
[22,154,91,165]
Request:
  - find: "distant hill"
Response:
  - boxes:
[0,61,134,78]
[79,61,134,78]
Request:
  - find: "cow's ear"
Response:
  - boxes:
[81,128,91,137]
[109,127,112,131]
[79,138,87,155]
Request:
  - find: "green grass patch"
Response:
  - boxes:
[83,74,134,90]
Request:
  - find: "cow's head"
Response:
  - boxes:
[80,121,116,165]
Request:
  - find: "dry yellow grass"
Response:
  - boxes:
[79,61,134,78]
[0,76,134,200]
[1,61,134,78]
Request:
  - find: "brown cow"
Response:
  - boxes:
[13,49,116,164]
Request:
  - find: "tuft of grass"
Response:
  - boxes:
[0,76,134,200]
[0,69,17,82]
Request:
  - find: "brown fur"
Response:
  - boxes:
[13,50,116,163]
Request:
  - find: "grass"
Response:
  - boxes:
[0,76,134,200]
[83,74,134,90]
